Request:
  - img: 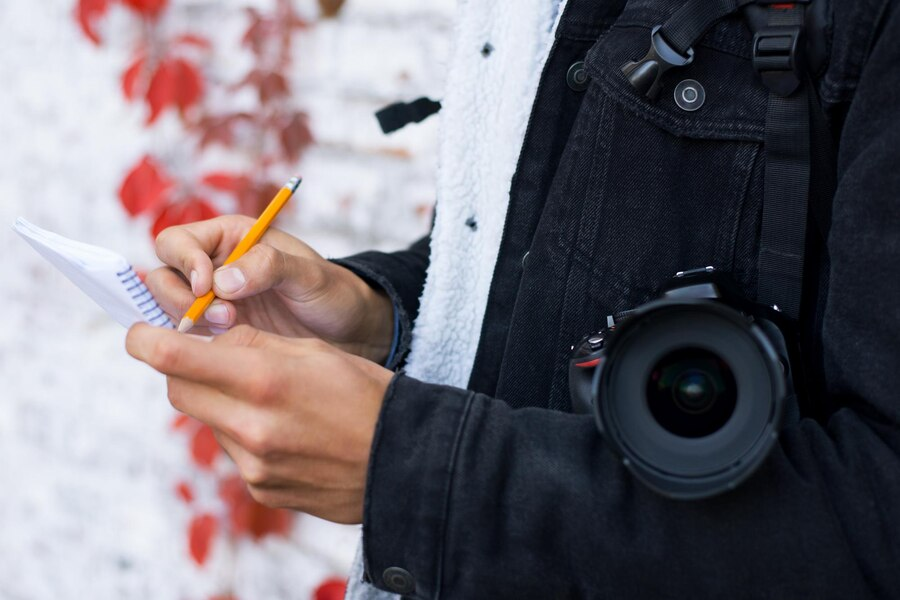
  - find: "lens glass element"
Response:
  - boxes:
[647,347,737,438]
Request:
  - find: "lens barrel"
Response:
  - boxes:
[591,299,787,500]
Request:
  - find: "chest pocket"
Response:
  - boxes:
[544,7,770,318]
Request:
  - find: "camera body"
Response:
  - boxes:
[569,268,797,500]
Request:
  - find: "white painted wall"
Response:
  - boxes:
[0,1,452,598]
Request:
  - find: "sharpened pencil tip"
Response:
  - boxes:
[177,318,194,334]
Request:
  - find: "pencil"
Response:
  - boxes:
[177,176,302,333]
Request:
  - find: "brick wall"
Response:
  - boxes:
[290,0,455,256]
[0,1,454,598]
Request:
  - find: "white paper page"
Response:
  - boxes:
[14,218,174,329]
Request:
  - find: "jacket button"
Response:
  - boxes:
[382,567,416,595]
[674,79,705,111]
[566,61,589,92]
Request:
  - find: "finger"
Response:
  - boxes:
[145,266,193,320]
[155,216,256,296]
[215,326,338,360]
[166,376,249,438]
[215,445,290,509]
[127,323,271,395]
[213,428,317,512]
[213,429,279,486]
[212,243,326,302]
[145,267,237,329]
[157,216,319,297]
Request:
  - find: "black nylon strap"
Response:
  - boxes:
[807,82,836,241]
[375,97,442,135]
[622,0,767,100]
[755,5,810,320]
[659,0,756,55]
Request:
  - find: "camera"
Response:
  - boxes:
[569,267,798,500]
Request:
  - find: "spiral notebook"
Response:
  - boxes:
[14,218,174,329]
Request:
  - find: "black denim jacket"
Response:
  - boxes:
[337,0,900,597]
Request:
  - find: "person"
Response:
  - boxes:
[126,0,900,597]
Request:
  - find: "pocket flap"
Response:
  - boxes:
[585,21,769,142]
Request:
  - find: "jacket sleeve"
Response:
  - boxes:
[360,7,900,598]
[332,234,430,369]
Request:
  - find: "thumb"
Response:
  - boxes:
[212,243,325,301]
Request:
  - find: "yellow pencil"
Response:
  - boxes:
[177,176,302,333]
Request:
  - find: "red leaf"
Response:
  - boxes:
[241,9,268,56]
[280,112,314,162]
[174,34,212,50]
[145,60,177,124]
[234,70,289,105]
[258,72,289,104]
[218,475,293,540]
[171,413,193,430]
[314,578,348,600]
[188,513,218,565]
[176,481,194,504]
[189,423,221,470]
[121,0,168,18]
[248,504,293,540]
[122,55,147,101]
[151,197,219,239]
[196,113,254,149]
[75,0,110,45]
[236,181,280,218]
[146,58,204,124]
[218,475,245,508]
[202,172,251,193]
[172,59,204,113]
[119,155,172,216]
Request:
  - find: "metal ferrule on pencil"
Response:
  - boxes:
[285,176,302,193]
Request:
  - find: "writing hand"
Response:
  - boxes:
[147,216,394,362]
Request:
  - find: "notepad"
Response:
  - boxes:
[14,218,174,329]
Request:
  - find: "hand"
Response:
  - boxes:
[147,216,394,363]
[126,323,394,524]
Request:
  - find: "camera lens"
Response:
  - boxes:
[593,300,787,499]
[647,347,738,438]
[673,370,716,413]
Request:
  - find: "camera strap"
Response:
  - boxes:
[624,0,819,321]
[622,0,758,99]
[751,2,811,321]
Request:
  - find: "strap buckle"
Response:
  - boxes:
[622,25,694,101]
[752,26,805,97]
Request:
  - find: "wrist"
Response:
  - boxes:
[350,273,395,363]
[326,257,408,365]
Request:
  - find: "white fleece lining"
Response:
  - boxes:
[405,0,566,389]
[346,1,566,598]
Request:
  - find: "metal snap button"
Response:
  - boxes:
[567,61,589,92]
[382,567,416,595]
[674,79,705,111]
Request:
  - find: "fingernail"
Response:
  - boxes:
[214,267,246,294]
[190,270,199,296]
[205,302,230,325]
